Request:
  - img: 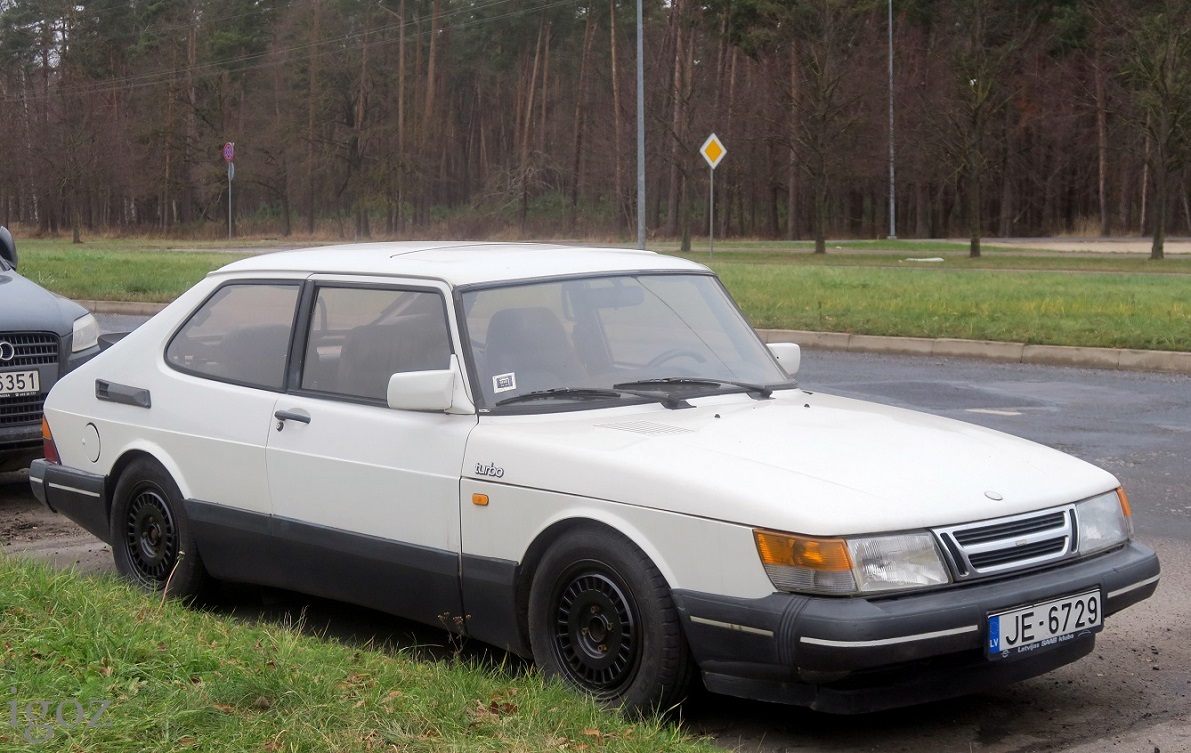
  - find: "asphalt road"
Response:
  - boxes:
[3,316,1187,752]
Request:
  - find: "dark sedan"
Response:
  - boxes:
[0,227,101,471]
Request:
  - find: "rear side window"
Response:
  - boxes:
[166,283,300,390]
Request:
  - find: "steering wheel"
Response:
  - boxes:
[647,347,707,368]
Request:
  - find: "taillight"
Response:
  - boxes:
[41,418,60,464]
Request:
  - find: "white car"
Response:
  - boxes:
[31,242,1159,714]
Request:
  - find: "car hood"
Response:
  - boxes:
[0,270,84,333]
[464,390,1119,536]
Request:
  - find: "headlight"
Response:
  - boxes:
[754,529,950,596]
[1076,488,1132,555]
[71,313,100,352]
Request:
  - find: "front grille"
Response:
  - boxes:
[934,506,1076,580]
[0,332,57,428]
[0,331,59,366]
[0,392,46,427]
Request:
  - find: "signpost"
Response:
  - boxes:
[699,133,726,256]
[224,142,235,239]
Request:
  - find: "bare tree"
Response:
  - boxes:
[1122,1,1191,259]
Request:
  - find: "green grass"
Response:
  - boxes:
[15,237,1191,351]
[0,555,713,753]
[712,263,1191,352]
[16,240,257,303]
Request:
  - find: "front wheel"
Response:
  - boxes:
[110,458,208,599]
[528,528,695,714]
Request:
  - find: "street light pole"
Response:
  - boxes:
[637,0,646,250]
[888,0,897,240]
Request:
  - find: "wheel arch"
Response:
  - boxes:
[105,445,191,512]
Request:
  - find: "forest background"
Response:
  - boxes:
[1,0,1189,258]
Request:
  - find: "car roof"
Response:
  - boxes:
[213,242,710,288]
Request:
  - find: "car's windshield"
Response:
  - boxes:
[461,272,792,410]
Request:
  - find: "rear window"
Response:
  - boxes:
[165,283,300,390]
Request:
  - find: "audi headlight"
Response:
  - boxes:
[1076,488,1132,556]
[754,529,950,596]
[71,313,99,352]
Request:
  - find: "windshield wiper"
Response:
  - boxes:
[613,377,774,399]
[496,386,691,409]
[496,388,625,406]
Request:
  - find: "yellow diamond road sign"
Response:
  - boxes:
[700,133,726,169]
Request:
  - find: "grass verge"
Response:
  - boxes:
[0,555,713,752]
[16,238,1191,351]
[713,262,1191,352]
[16,240,256,303]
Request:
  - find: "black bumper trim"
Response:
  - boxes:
[30,459,110,543]
[702,633,1097,714]
[673,540,1159,712]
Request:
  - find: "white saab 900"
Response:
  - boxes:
[31,242,1159,714]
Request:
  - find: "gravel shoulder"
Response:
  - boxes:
[1,470,112,575]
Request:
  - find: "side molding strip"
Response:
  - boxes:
[800,624,979,649]
[1107,574,1161,600]
[690,616,775,638]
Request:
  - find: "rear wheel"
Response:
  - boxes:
[111,458,207,598]
[528,528,695,714]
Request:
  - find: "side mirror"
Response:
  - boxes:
[767,342,801,376]
[386,355,475,414]
[0,226,17,269]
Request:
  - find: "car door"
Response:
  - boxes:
[161,280,302,521]
[264,279,476,626]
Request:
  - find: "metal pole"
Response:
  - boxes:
[636,0,646,250]
[888,0,897,240]
[709,166,714,257]
[228,163,233,240]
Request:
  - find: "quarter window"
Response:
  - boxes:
[301,287,451,401]
[165,283,300,390]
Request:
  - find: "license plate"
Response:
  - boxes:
[0,369,39,396]
[987,590,1101,660]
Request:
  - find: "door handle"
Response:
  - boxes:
[274,410,311,430]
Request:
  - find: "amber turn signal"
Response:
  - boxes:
[753,530,852,571]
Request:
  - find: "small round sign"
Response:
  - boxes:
[223,142,235,162]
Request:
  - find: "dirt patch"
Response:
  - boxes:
[0,471,83,540]
[1,470,112,574]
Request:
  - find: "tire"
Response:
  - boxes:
[110,458,208,599]
[528,528,696,715]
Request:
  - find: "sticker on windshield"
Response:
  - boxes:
[493,373,517,393]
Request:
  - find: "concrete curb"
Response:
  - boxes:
[82,301,1191,376]
[81,300,169,316]
[759,329,1191,375]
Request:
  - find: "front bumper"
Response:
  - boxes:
[29,459,110,543]
[674,541,1160,713]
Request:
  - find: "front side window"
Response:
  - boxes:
[462,273,790,409]
[166,283,300,389]
[300,286,451,401]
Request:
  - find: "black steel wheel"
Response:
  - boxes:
[552,569,640,693]
[528,527,695,714]
[126,487,178,580]
[111,458,207,598]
